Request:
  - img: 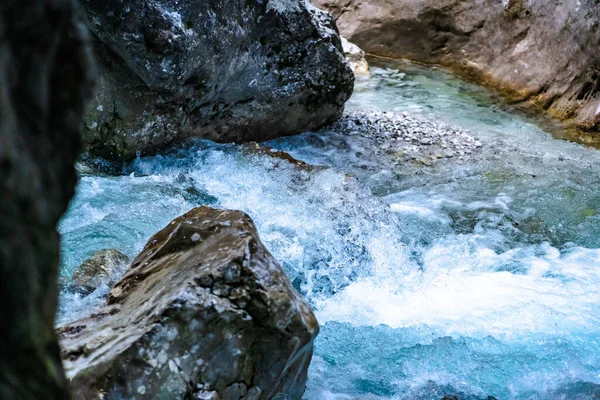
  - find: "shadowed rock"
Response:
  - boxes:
[80,0,354,160]
[57,206,319,399]
[0,0,94,398]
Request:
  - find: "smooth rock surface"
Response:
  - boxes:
[313,0,600,132]
[71,249,130,296]
[0,0,93,398]
[58,206,318,399]
[80,0,354,160]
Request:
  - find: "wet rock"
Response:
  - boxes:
[0,0,94,398]
[313,0,600,132]
[241,142,319,172]
[70,249,130,296]
[341,37,370,76]
[80,0,354,160]
[57,207,318,399]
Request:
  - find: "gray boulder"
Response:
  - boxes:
[81,0,354,160]
[313,0,600,134]
[57,206,319,399]
[71,249,130,296]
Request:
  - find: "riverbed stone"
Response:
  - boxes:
[313,0,600,132]
[0,0,94,398]
[71,249,130,296]
[80,0,354,160]
[326,111,481,165]
[57,206,319,399]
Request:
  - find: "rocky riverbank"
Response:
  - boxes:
[328,111,482,165]
[313,0,600,135]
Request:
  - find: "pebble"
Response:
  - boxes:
[327,111,483,165]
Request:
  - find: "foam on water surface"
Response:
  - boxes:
[59,62,600,398]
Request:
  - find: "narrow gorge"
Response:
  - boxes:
[2,0,600,400]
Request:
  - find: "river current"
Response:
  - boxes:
[58,60,600,399]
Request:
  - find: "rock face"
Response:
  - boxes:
[71,249,130,296]
[58,207,318,399]
[80,0,355,160]
[0,0,93,398]
[313,0,600,132]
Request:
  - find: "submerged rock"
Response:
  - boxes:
[0,0,94,398]
[80,0,354,160]
[57,207,318,399]
[313,0,600,132]
[70,249,130,296]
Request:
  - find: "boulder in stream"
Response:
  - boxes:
[70,249,130,296]
[80,0,354,160]
[57,206,318,399]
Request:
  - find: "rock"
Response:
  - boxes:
[0,0,94,398]
[341,37,370,76]
[326,111,481,165]
[70,249,130,296]
[80,0,355,160]
[312,0,600,132]
[57,206,318,399]
[241,142,320,172]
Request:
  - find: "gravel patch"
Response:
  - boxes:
[328,111,482,165]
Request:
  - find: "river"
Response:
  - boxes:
[58,60,600,399]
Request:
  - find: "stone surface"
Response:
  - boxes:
[71,249,130,296]
[0,0,94,398]
[81,0,354,160]
[341,37,369,76]
[313,0,600,132]
[58,206,318,399]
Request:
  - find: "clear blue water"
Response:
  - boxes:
[59,62,600,399]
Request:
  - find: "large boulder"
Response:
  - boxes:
[80,0,354,160]
[57,207,319,399]
[0,0,93,398]
[313,0,600,133]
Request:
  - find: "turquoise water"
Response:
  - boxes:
[59,62,600,399]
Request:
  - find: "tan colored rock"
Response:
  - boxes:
[313,0,600,132]
[57,207,318,399]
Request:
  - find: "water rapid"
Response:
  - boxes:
[59,61,600,399]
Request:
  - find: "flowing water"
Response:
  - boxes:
[58,61,600,399]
